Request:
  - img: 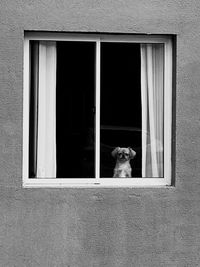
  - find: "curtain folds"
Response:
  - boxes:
[35,41,57,178]
[141,44,164,177]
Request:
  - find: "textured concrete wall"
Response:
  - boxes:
[0,0,200,266]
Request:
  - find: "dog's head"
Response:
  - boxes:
[111,147,136,162]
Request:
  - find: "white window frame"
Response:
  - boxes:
[23,32,173,188]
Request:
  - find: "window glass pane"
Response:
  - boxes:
[56,41,95,178]
[29,41,96,178]
[100,42,164,178]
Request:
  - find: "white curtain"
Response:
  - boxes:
[141,44,164,177]
[36,41,57,178]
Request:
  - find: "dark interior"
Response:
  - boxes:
[100,42,142,177]
[56,41,95,178]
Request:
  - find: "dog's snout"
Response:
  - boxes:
[118,152,129,159]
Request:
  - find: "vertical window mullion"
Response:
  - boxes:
[95,39,101,182]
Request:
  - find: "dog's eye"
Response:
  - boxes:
[125,153,129,156]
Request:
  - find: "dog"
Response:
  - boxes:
[111,147,136,178]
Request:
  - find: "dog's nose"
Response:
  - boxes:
[122,153,129,158]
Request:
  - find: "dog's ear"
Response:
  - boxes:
[111,147,120,158]
[128,147,136,159]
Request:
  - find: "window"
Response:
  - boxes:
[23,32,173,187]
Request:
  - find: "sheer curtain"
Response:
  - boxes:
[141,44,164,177]
[35,41,57,178]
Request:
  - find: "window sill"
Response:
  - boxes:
[23,177,172,188]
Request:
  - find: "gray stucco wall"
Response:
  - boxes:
[0,0,200,266]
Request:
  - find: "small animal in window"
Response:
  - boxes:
[111,147,136,178]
